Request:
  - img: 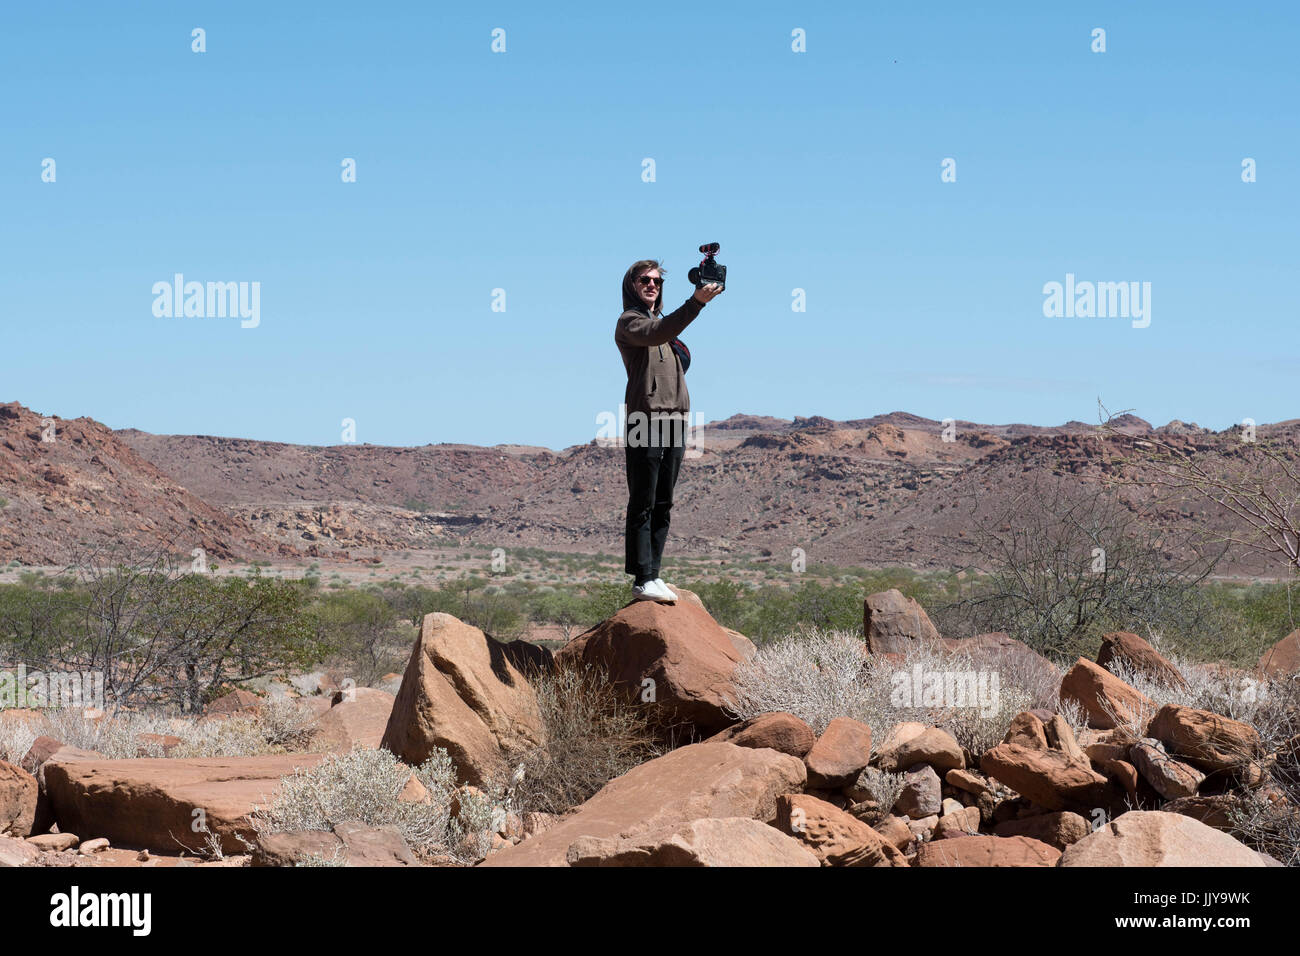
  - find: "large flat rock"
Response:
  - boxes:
[480,741,806,867]
[43,753,330,854]
[1060,810,1266,867]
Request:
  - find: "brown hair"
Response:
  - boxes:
[621,259,667,316]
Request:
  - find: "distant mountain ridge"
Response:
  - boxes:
[0,400,1291,574]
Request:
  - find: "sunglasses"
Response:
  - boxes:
[636,276,663,287]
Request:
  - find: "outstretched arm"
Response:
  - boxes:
[616,284,722,347]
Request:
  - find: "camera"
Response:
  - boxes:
[688,242,726,291]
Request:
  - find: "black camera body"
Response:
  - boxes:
[688,242,726,291]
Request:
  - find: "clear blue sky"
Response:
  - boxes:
[4,2,1297,449]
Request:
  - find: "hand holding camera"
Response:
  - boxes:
[689,242,726,303]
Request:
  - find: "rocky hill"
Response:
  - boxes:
[0,403,290,565]
[2,400,1296,574]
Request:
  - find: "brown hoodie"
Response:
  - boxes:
[615,265,705,428]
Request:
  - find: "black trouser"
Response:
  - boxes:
[624,419,687,585]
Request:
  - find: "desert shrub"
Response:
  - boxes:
[1056,696,1090,741]
[854,767,906,812]
[251,745,509,864]
[1096,653,1292,744]
[379,584,461,627]
[309,588,406,686]
[726,625,1043,759]
[530,590,591,642]
[945,684,1036,758]
[3,698,319,760]
[578,581,632,627]
[0,542,323,713]
[170,697,318,757]
[27,707,177,759]
[725,627,882,736]
[506,662,661,815]
[1229,676,1300,867]
[0,715,43,765]
[296,849,348,867]
[673,580,861,645]
[938,474,1223,662]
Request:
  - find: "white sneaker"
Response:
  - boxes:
[632,579,677,603]
[653,577,672,594]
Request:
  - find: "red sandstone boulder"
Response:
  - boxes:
[204,689,264,717]
[1059,658,1152,730]
[1259,629,1300,677]
[980,743,1112,811]
[1059,810,1266,867]
[1097,632,1187,689]
[863,589,942,654]
[251,820,417,867]
[42,753,330,854]
[381,613,544,787]
[1004,712,1049,749]
[0,834,40,867]
[1147,704,1261,774]
[567,817,818,867]
[914,834,1060,867]
[1130,739,1205,799]
[876,726,964,773]
[480,742,806,867]
[992,810,1091,849]
[0,760,37,837]
[706,712,815,758]
[804,717,873,787]
[775,793,909,867]
[557,587,754,736]
[303,688,395,753]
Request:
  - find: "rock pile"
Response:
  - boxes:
[1,588,1292,868]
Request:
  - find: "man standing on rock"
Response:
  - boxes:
[615,259,723,603]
